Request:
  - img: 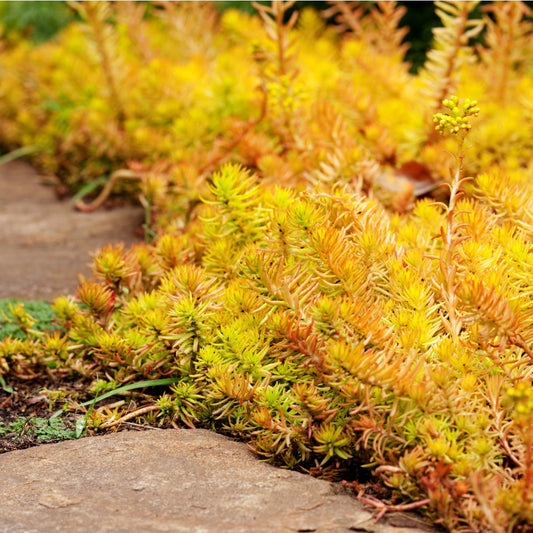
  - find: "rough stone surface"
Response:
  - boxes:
[0,160,143,300]
[0,429,438,533]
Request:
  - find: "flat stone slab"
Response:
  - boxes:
[0,429,437,533]
[0,160,143,300]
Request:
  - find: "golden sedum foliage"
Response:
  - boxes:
[2,161,533,530]
[0,7,481,187]
[2,1,533,530]
[1,1,532,215]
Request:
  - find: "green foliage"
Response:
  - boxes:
[2,2,533,530]
[0,299,58,339]
[3,157,530,528]
[0,416,77,441]
[0,1,75,44]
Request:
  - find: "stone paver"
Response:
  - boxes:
[0,160,143,300]
[0,429,438,533]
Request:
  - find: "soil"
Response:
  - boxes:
[0,375,82,452]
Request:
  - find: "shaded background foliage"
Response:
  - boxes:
[8,1,533,72]
[0,1,454,71]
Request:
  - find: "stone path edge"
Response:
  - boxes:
[0,429,440,533]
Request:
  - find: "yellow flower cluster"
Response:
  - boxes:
[433,95,480,136]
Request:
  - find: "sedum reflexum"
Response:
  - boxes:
[1,1,533,531]
[1,1,533,223]
[3,152,533,530]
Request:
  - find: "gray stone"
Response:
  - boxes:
[0,160,143,300]
[0,429,438,533]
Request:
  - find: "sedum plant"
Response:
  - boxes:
[0,1,532,220]
[1,2,533,531]
[3,130,533,528]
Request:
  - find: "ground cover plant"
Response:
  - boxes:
[0,299,57,339]
[0,416,77,442]
[1,1,533,531]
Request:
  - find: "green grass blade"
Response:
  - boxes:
[0,145,40,166]
[50,378,179,420]
[70,176,109,205]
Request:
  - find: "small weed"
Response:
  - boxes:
[0,299,59,339]
[0,416,78,441]
[0,375,14,394]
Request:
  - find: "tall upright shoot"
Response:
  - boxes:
[69,1,127,128]
[433,95,479,344]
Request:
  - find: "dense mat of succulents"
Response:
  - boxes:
[1,2,533,530]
